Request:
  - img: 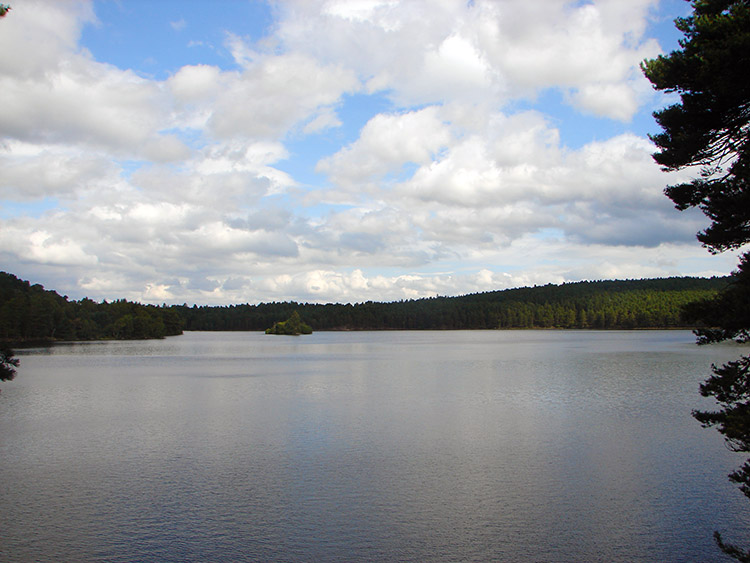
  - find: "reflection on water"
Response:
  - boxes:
[1,330,749,562]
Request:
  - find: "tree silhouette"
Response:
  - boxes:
[0,348,19,382]
[643,1,750,559]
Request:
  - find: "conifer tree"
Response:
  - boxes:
[643,1,750,559]
[0,348,18,383]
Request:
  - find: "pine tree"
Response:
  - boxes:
[643,1,750,558]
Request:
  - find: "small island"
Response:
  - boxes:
[265,311,313,335]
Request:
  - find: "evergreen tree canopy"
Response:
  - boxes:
[642,0,750,253]
[0,348,18,382]
[0,272,183,343]
[643,1,750,559]
[177,277,725,332]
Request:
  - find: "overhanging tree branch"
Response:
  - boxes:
[643,0,750,559]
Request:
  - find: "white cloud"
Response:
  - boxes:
[170,18,187,31]
[142,135,193,163]
[317,106,452,188]
[0,225,97,267]
[206,52,359,139]
[570,82,641,121]
[0,3,188,163]
[0,141,117,199]
[0,0,735,306]
[322,0,400,27]
[168,64,225,104]
[0,0,95,80]
[275,0,660,116]
[303,107,343,134]
[0,60,167,151]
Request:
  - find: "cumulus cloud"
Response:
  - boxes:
[0,225,98,267]
[0,60,169,152]
[317,106,452,188]
[169,64,224,103]
[206,52,359,140]
[0,141,117,199]
[0,0,732,305]
[0,1,190,164]
[0,0,96,80]
[276,0,661,116]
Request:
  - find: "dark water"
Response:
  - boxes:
[1,330,749,562]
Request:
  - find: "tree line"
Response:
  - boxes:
[0,272,183,342]
[0,270,729,344]
[175,276,727,332]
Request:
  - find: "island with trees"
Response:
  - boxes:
[265,311,313,335]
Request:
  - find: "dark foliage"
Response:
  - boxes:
[0,348,18,382]
[643,1,750,558]
[642,0,750,254]
[694,356,750,455]
[685,254,750,344]
[176,277,727,332]
[3,271,726,342]
[0,272,183,343]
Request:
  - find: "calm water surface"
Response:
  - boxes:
[1,330,749,562]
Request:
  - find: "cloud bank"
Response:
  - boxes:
[0,0,737,305]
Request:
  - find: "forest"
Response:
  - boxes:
[175,276,728,332]
[0,272,183,342]
[0,271,729,343]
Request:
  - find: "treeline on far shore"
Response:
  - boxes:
[0,271,730,344]
[0,272,183,343]
[176,276,728,332]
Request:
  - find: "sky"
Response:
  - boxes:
[0,0,742,305]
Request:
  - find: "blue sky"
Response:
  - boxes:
[0,0,739,305]
[81,1,274,77]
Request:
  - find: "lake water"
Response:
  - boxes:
[1,330,749,562]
